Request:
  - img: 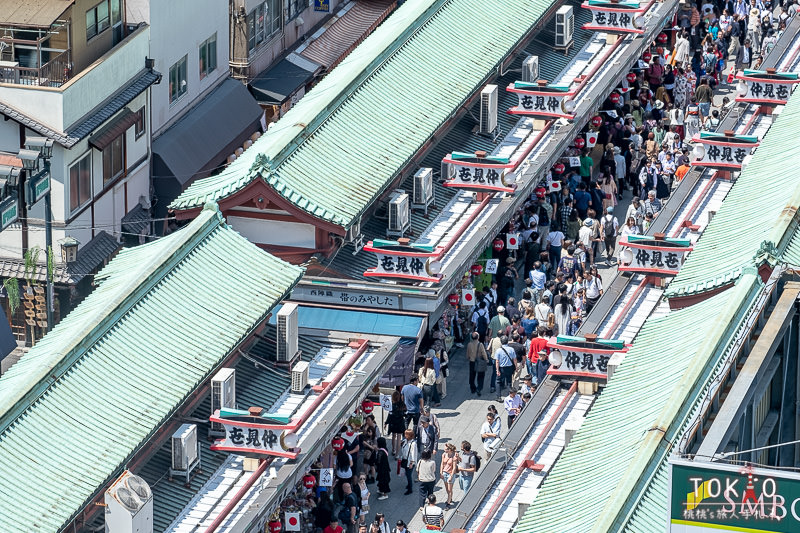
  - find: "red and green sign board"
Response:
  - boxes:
[669,458,800,532]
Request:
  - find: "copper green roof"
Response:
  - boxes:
[170,0,558,229]
[515,273,762,533]
[0,204,303,533]
[665,89,800,298]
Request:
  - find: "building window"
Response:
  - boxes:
[199,34,217,79]
[288,0,306,21]
[86,1,110,41]
[169,55,188,103]
[69,153,92,212]
[134,107,145,139]
[102,134,125,184]
[247,0,282,54]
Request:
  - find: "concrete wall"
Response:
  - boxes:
[143,0,230,136]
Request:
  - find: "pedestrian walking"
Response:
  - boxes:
[375,437,391,500]
[480,412,502,459]
[600,206,619,264]
[401,376,423,428]
[400,429,417,495]
[440,443,458,508]
[339,483,360,533]
[421,494,445,529]
[504,388,523,426]
[417,357,439,408]
[494,336,515,397]
[415,415,438,456]
[356,474,370,525]
[416,450,437,510]
[456,441,478,493]
[385,390,406,457]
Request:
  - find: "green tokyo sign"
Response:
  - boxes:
[669,458,800,533]
[0,198,17,230]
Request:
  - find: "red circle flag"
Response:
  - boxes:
[288,517,298,526]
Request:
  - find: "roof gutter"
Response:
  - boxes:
[203,458,273,533]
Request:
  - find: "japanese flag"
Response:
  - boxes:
[549,181,561,193]
[462,289,476,306]
[585,131,598,148]
[285,512,302,531]
[507,233,520,250]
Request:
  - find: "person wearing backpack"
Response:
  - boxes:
[466,331,488,395]
[600,206,619,264]
[471,301,490,343]
[456,440,479,493]
[339,483,360,533]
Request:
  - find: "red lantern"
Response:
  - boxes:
[303,473,316,489]
[609,92,620,105]
[492,238,504,252]
[642,51,652,63]
[361,399,374,414]
[331,436,345,451]
[553,162,565,174]
[626,72,637,84]
[591,115,603,128]
[268,520,282,533]
[657,32,668,44]
[448,293,459,306]
[574,136,586,149]
[470,264,483,276]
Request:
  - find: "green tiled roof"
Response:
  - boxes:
[0,204,304,533]
[170,0,557,229]
[515,273,762,533]
[666,90,800,298]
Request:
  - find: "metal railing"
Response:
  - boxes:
[0,49,72,87]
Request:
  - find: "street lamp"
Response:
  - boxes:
[19,136,55,332]
[58,237,79,263]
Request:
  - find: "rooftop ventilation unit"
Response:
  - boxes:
[291,361,310,393]
[521,55,539,83]
[555,6,574,51]
[170,423,200,484]
[479,84,498,135]
[277,303,299,364]
[105,471,153,533]
[209,368,235,438]
[387,190,410,237]
[411,168,434,214]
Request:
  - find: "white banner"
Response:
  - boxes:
[548,349,612,378]
[584,8,644,33]
[510,90,573,118]
[619,246,689,274]
[691,143,755,170]
[736,79,794,104]
[379,393,392,412]
[486,259,499,274]
[211,424,284,454]
[292,286,399,309]
[319,468,334,487]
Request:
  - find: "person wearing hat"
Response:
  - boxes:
[577,217,595,266]
[600,206,619,264]
[747,7,762,54]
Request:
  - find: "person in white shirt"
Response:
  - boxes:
[480,412,502,459]
[584,268,603,313]
[503,388,523,426]
[613,147,626,194]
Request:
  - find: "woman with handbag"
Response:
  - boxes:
[385,390,406,457]
[400,429,417,495]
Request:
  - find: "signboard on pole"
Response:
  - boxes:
[581,0,647,33]
[0,197,18,230]
[668,458,800,532]
[546,334,628,379]
[441,151,516,194]
[734,69,799,105]
[314,0,330,12]
[618,234,693,275]
[507,81,576,119]
[27,173,50,206]
[363,239,443,283]
[319,468,334,487]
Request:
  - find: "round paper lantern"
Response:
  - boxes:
[591,115,603,128]
[331,436,345,451]
[448,293,460,306]
[268,520,282,533]
[626,72,637,84]
[471,264,483,276]
[361,399,374,414]
[553,162,565,174]
[492,238,505,252]
[609,92,620,105]
[657,32,668,44]
[303,473,316,489]
[642,51,652,63]
[574,136,586,149]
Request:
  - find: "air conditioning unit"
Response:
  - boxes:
[170,424,200,483]
[209,368,236,438]
[522,55,539,83]
[411,168,434,213]
[105,471,153,533]
[346,217,364,254]
[387,190,410,237]
[555,6,574,50]
[276,303,299,363]
[479,85,498,135]
[440,160,455,182]
[291,361,310,393]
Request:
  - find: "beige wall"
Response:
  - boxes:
[69,0,115,73]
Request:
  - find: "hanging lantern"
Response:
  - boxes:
[331,436,345,451]
[590,115,603,128]
[609,92,620,105]
[471,264,483,276]
[448,293,460,306]
[268,520,282,533]
[492,238,504,252]
[302,473,316,489]
[361,399,374,414]
[626,72,637,84]
[642,51,652,63]
[657,32,668,44]
[553,162,565,174]
[574,136,586,149]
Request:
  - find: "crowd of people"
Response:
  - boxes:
[312,2,794,532]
